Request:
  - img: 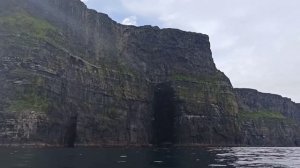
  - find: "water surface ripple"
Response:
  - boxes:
[0,147,299,168]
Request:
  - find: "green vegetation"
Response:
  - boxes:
[9,69,46,86]
[106,107,124,120]
[173,75,197,82]
[0,11,56,39]
[33,76,45,86]
[117,65,138,77]
[172,71,225,84]
[9,68,33,79]
[173,71,232,101]
[8,92,49,113]
[239,110,286,120]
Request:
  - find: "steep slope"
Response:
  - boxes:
[0,0,239,146]
[235,89,300,146]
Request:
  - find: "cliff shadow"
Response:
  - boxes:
[152,83,176,146]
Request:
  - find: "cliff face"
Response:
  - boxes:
[235,89,300,146]
[1,0,299,147]
[0,0,239,146]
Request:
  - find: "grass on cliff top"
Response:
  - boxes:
[0,11,56,39]
[239,110,286,120]
[8,92,49,113]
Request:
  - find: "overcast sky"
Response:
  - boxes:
[81,0,300,102]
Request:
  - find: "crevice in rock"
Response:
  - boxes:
[152,83,176,146]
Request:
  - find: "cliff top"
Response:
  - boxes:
[235,88,296,103]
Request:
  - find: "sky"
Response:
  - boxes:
[81,0,300,102]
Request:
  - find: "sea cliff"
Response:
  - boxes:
[0,0,299,147]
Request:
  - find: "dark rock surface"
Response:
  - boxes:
[0,0,299,147]
[0,0,238,146]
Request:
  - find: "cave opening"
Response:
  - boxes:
[64,115,78,147]
[152,83,176,146]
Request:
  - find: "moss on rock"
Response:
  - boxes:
[0,11,56,39]
[239,110,286,120]
[8,92,49,113]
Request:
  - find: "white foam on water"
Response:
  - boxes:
[117,161,127,163]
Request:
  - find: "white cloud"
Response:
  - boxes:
[122,16,138,25]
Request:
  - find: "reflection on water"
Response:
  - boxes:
[0,147,299,168]
[210,147,300,168]
[0,147,214,168]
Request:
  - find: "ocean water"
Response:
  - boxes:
[0,147,299,168]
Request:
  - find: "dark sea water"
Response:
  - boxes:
[0,147,299,168]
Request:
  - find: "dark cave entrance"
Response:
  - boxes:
[152,83,176,146]
[64,115,78,147]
